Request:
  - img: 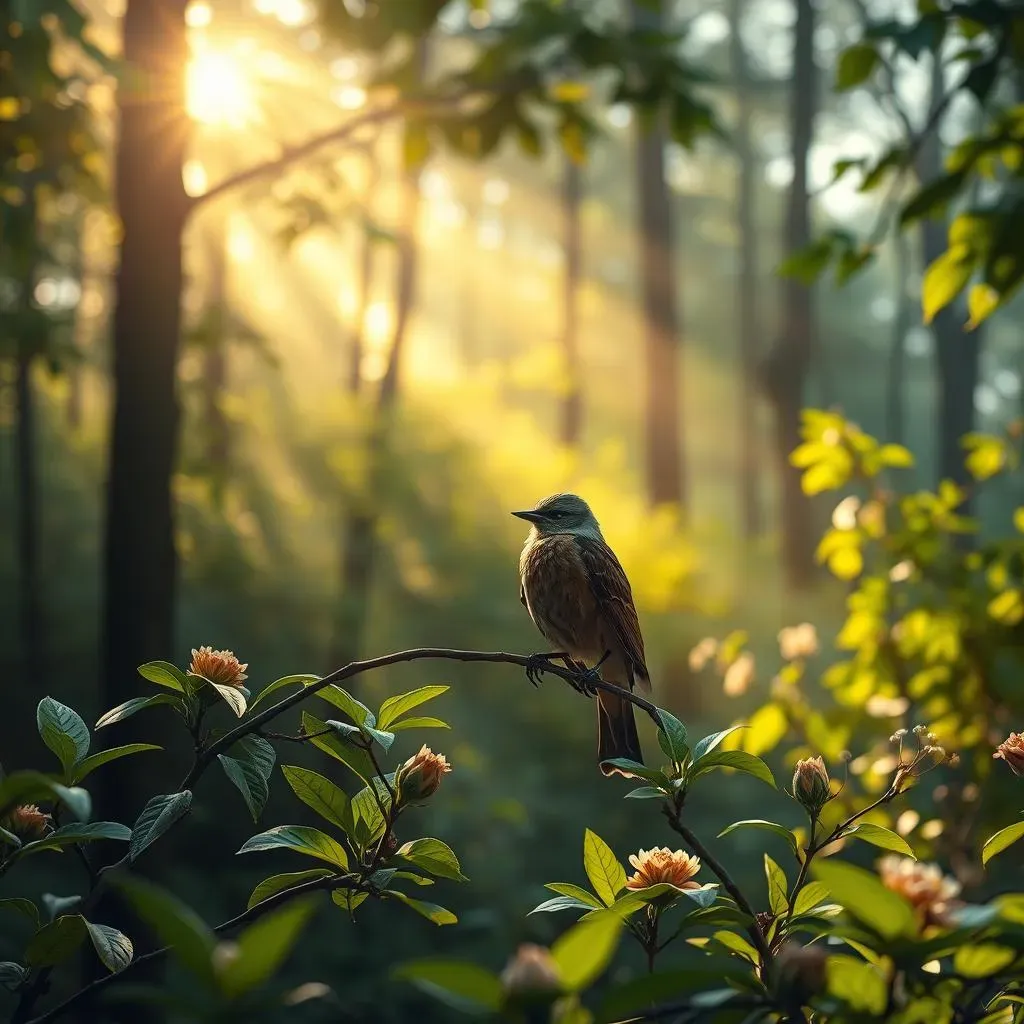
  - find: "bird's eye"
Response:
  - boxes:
[550,510,566,518]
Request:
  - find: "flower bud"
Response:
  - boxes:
[3,804,50,840]
[500,944,561,997]
[994,732,1024,776]
[395,745,451,804]
[792,756,831,816]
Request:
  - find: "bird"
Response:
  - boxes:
[513,493,650,776]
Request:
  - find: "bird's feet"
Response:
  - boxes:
[569,651,612,697]
[525,651,570,688]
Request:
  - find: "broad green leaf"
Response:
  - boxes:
[813,860,915,939]
[362,726,397,751]
[792,881,831,917]
[218,896,320,999]
[552,912,622,991]
[237,825,349,871]
[218,735,276,822]
[115,875,215,984]
[130,791,192,863]
[346,784,388,847]
[656,709,688,762]
[692,725,747,761]
[598,967,748,1022]
[835,43,880,90]
[690,750,776,789]
[95,695,178,729]
[247,868,333,910]
[301,712,376,785]
[84,921,133,973]
[138,661,189,692]
[0,771,91,822]
[583,829,626,906]
[826,954,887,1013]
[36,698,91,777]
[317,686,374,727]
[377,685,449,730]
[764,855,788,916]
[248,673,321,712]
[954,944,1016,978]
[393,958,503,1014]
[741,703,787,757]
[41,895,82,921]
[208,682,246,718]
[983,821,1024,865]
[26,915,87,967]
[280,765,349,830]
[529,896,596,915]
[922,246,973,324]
[842,823,916,858]
[389,891,457,925]
[395,838,467,882]
[71,744,161,784]
[0,899,40,928]
[333,889,368,914]
[545,882,603,908]
[711,929,758,964]
[717,820,799,859]
[389,716,450,732]
[624,785,668,799]
[18,821,131,857]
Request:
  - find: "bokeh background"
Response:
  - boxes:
[2,0,1023,1019]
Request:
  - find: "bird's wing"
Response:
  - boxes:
[575,535,649,684]
[519,583,527,608]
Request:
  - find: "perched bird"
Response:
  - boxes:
[513,493,650,776]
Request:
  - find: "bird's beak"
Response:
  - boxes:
[511,509,543,524]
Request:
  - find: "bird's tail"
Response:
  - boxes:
[597,688,644,777]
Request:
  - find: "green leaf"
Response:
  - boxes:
[835,43,880,90]
[552,912,622,992]
[690,750,776,789]
[26,915,87,967]
[953,944,1016,978]
[390,716,450,732]
[389,891,457,925]
[545,882,603,908]
[0,899,40,928]
[813,860,915,939]
[711,929,759,963]
[765,855,789,916]
[247,673,320,712]
[84,921,133,973]
[983,821,1024,865]
[583,829,626,906]
[792,881,831,917]
[138,661,190,691]
[0,771,91,822]
[115,875,215,985]
[280,765,349,830]
[71,744,161,784]
[624,785,667,799]
[345,784,388,847]
[218,896,320,999]
[333,889,368,914]
[530,896,596,915]
[718,820,799,859]
[393,958,503,1014]
[842,823,916,858]
[41,895,82,921]
[395,838,468,882]
[19,822,130,857]
[301,712,377,785]
[95,695,179,729]
[900,170,967,227]
[218,736,276,823]
[207,682,247,718]
[237,825,349,871]
[362,726,397,751]
[922,246,974,324]
[317,686,375,727]
[826,954,887,1013]
[656,709,688,762]
[36,698,91,777]
[600,759,669,785]
[0,961,28,988]
[247,869,333,910]
[693,725,747,761]
[377,685,449,730]
[130,791,192,863]
[599,968,747,1022]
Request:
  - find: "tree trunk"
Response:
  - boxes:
[203,220,229,490]
[632,0,685,510]
[99,0,190,814]
[760,0,817,589]
[886,232,911,446]
[348,153,378,396]
[730,0,762,539]
[560,156,583,447]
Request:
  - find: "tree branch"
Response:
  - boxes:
[24,873,352,1024]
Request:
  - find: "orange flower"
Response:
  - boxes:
[395,745,451,804]
[993,732,1024,776]
[500,943,561,995]
[189,646,248,688]
[878,855,961,928]
[625,847,701,891]
[4,804,50,839]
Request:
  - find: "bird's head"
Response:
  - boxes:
[511,493,602,539]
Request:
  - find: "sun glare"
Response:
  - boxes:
[187,46,256,128]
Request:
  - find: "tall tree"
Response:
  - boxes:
[201,217,230,483]
[759,0,818,589]
[729,0,762,539]
[632,0,686,509]
[886,231,912,446]
[560,156,583,447]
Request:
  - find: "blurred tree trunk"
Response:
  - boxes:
[348,153,378,396]
[99,0,189,813]
[632,0,685,510]
[66,224,86,430]
[560,156,583,447]
[730,0,762,539]
[332,149,421,669]
[918,55,981,502]
[887,232,911,446]
[759,0,817,589]
[203,221,230,489]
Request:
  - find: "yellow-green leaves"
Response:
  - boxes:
[922,244,973,324]
[982,821,1024,865]
[582,830,626,906]
[963,433,1009,480]
[835,43,880,91]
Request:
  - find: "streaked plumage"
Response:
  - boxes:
[513,493,650,776]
